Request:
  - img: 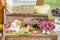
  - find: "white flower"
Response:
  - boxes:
[8,21,21,32]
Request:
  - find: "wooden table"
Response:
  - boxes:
[3,28,58,40]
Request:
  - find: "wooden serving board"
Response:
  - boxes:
[3,27,57,40]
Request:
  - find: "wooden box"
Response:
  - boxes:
[4,11,58,40]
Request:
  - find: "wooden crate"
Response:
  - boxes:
[3,0,58,40]
[4,10,58,40]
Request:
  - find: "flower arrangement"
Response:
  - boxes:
[37,21,55,34]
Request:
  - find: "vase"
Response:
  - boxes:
[42,30,50,34]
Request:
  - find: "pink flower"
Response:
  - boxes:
[4,22,11,29]
[37,21,55,30]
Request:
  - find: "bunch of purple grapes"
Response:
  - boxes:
[52,8,60,17]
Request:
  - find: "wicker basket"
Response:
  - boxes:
[6,5,34,14]
[6,0,44,14]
